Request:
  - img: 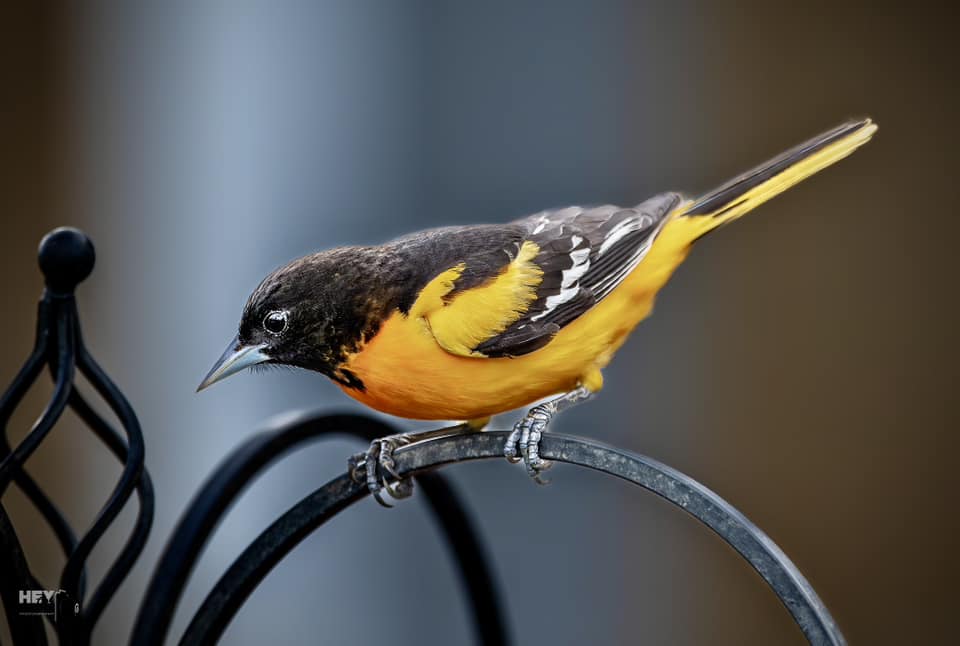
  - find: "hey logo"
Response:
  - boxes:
[18,589,79,622]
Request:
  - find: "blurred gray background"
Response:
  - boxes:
[2,1,957,644]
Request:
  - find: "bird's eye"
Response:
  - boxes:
[263,310,288,335]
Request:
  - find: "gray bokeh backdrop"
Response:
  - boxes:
[2,2,957,645]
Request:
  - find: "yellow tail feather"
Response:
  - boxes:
[673,118,877,238]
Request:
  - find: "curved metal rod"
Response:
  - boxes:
[0,308,79,569]
[0,297,83,636]
[5,468,78,574]
[67,388,154,640]
[59,343,148,610]
[177,472,363,646]
[415,472,508,646]
[188,431,845,646]
[0,504,48,645]
[179,455,507,646]
[132,413,506,646]
[0,299,75,495]
[130,413,406,646]
[0,300,51,425]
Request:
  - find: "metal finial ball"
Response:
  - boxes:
[38,227,96,292]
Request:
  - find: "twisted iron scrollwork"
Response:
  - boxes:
[0,229,845,645]
[0,228,154,646]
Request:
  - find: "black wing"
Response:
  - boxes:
[473,192,681,357]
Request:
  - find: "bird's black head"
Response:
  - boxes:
[197,250,379,391]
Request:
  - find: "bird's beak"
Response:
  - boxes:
[197,335,270,392]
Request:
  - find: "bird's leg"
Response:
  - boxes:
[504,386,593,484]
[349,422,483,507]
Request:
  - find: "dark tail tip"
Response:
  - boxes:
[686,119,872,217]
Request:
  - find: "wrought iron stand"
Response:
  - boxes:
[0,228,846,645]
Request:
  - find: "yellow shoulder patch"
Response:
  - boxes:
[410,241,543,357]
[408,263,466,320]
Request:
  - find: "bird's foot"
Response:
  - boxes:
[503,386,593,484]
[504,404,555,485]
[349,425,474,507]
[349,434,416,507]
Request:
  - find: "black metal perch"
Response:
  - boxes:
[0,228,846,646]
[170,423,845,646]
[130,412,508,646]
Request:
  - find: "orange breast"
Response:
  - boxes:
[338,220,693,420]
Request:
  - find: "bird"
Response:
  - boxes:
[199,118,877,501]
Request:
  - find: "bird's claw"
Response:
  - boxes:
[504,405,554,484]
[349,435,415,507]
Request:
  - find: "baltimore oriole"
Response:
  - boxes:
[199,118,877,496]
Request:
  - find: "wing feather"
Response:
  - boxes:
[409,193,681,358]
[415,240,544,357]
